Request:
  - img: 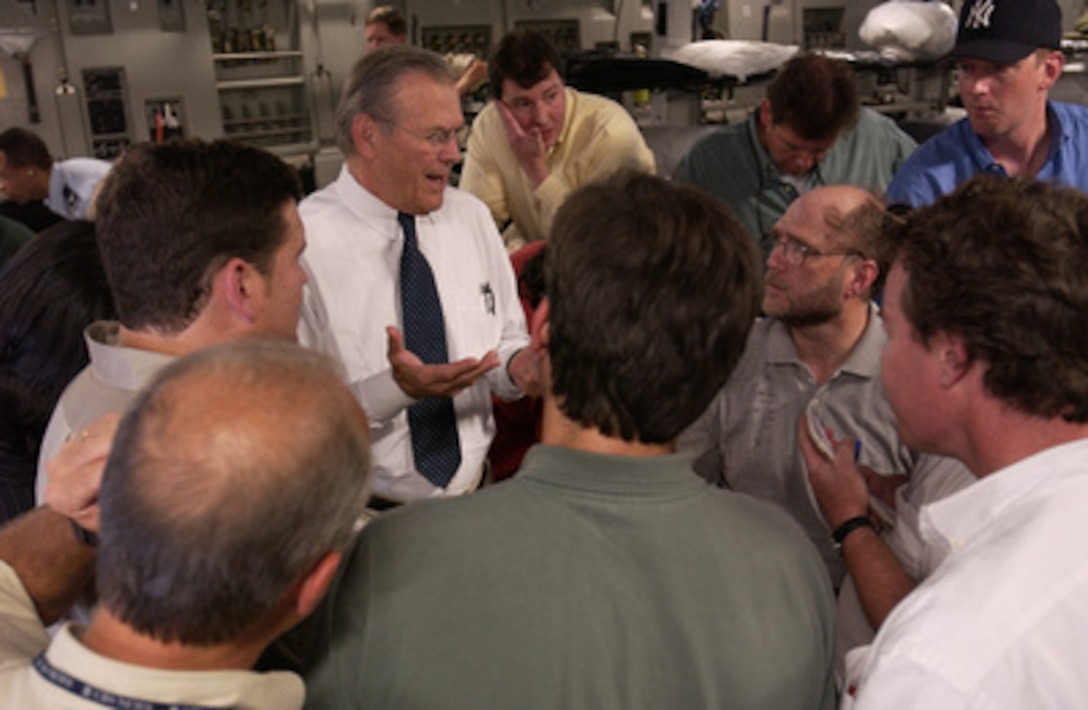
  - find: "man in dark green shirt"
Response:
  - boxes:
[304,172,836,710]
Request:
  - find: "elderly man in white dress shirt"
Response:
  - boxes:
[299,45,537,505]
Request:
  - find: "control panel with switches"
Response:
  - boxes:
[513,18,580,52]
[421,25,492,58]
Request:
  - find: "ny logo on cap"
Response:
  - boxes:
[965,0,996,30]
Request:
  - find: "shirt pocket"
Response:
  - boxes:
[447,294,502,359]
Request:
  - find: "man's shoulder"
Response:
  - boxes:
[849,108,917,147]
[37,333,166,491]
[565,90,651,159]
[340,487,524,579]
[1052,100,1088,126]
[673,122,752,186]
[0,561,49,663]
[56,157,112,178]
[898,118,972,165]
[682,122,747,159]
[357,466,823,572]
[1051,101,1088,158]
[740,317,784,360]
[430,185,491,221]
[862,497,1088,705]
[299,179,347,220]
[569,88,632,120]
[468,100,501,134]
[854,107,906,131]
[48,326,169,430]
[885,119,973,205]
[297,176,381,249]
[711,481,821,540]
[701,319,779,404]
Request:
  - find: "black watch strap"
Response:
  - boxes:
[831,515,875,549]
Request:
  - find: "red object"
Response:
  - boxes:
[488,241,546,481]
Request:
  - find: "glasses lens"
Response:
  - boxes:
[782,238,804,266]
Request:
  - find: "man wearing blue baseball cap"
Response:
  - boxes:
[885,0,1088,206]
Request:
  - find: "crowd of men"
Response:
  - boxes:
[2,0,1088,707]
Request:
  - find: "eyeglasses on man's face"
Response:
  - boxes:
[768,233,863,267]
[385,121,470,150]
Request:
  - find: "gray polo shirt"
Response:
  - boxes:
[679,305,912,585]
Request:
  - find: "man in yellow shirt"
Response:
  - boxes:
[461,29,655,250]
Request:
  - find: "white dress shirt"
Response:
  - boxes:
[299,166,528,501]
[833,452,974,684]
[843,437,1088,709]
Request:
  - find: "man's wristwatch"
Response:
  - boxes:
[831,515,875,554]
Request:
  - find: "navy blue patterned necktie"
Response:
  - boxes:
[398,212,462,487]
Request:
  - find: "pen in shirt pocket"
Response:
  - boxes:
[480,283,495,315]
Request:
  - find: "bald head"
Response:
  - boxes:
[133,342,366,526]
[793,185,883,250]
[793,185,887,292]
[96,339,370,645]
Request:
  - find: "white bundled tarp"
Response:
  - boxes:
[664,40,799,82]
[859,1,958,62]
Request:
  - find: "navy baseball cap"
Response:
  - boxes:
[945,0,1062,64]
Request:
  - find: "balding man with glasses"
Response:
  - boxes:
[679,185,972,599]
[299,46,537,506]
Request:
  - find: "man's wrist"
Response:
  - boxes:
[831,515,875,554]
[506,347,524,385]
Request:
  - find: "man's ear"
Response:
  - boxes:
[352,113,378,158]
[845,259,879,300]
[220,257,263,324]
[1039,50,1064,91]
[758,99,773,128]
[295,550,342,619]
[935,331,971,389]
[530,297,550,354]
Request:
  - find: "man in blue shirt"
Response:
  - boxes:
[886,0,1088,206]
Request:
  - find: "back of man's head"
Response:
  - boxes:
[335,45,454,155]
[766,54,858,141]
[0,128,52,170]
[94,139,302,335]
[95,339,370,645]
[886,174,1088,422]
[546,171,762,443]
[488,29,562,100]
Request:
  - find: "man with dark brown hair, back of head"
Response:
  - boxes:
[36,138,307,501]
[305,172,836,709]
